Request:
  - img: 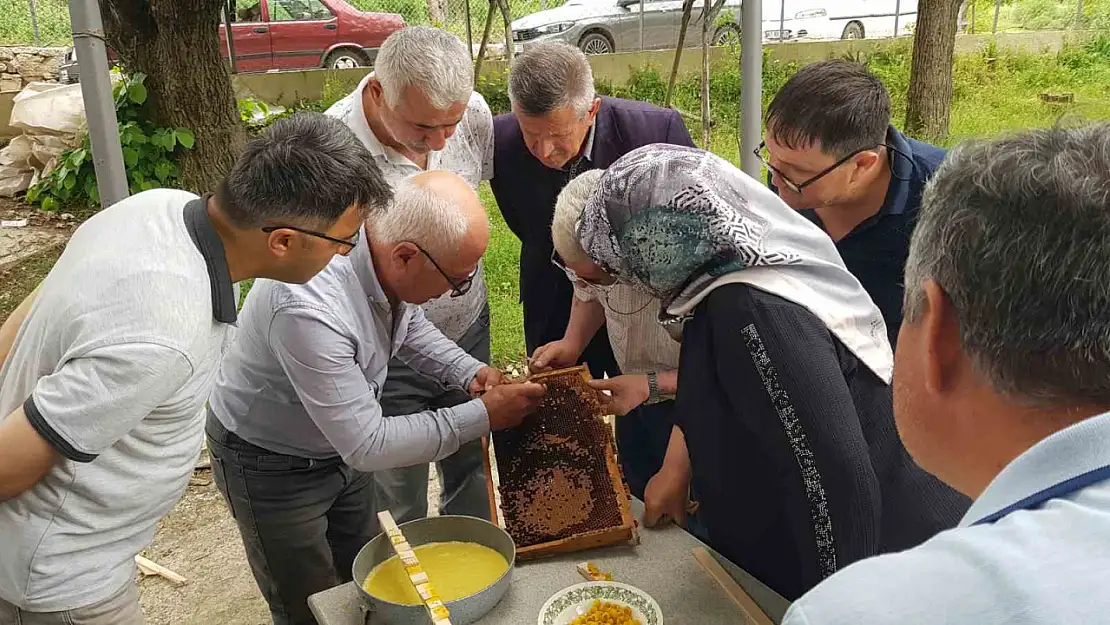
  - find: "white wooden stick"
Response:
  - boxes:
[377,510,453,625]
[134,555,187,585]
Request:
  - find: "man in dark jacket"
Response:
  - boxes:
[759,60,946,345]
[490,42,695,379]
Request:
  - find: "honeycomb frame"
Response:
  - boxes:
[482,365,636,560]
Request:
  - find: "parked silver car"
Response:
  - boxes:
[511,0,743,55]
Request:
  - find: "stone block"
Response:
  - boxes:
[0,74,22,94]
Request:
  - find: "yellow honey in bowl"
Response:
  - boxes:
[362,541,510,606]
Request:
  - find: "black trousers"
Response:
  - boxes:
[207,414,377,625]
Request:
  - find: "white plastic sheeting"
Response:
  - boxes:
[0,82,87,197]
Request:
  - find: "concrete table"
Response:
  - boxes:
[309,500,790,625]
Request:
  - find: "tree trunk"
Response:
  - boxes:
[665,0,696,108]
[904,0,962,143]
[700,0,710,148]
[100,0,246,194]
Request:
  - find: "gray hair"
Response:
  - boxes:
[375,26,474,110]
[553,170,605,264]
[508,42,595,118]
[369,177,473,257]
[904,123,1110,405]
[217,112,391,228]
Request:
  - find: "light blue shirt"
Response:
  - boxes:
[783,411,1110,625]
[208,226,489,473]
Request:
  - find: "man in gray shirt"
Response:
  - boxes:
[207,170,545,625]
[0,113,390,624]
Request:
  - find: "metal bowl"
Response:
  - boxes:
[352,515,516,625]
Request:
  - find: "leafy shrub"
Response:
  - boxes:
[27,73,194,210]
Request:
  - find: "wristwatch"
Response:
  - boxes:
[647,371,661,404]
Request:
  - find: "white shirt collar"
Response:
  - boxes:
[346,73,442,172]
[961,410,1110,526]
[582,119,597,162]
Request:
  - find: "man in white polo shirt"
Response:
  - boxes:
[326,26,497,524]
[782,124,1110,623]
[0,113,391,624]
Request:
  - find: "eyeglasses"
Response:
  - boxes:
[416,243,475,298]
[551,250,611,290]
[550,250,650,316]
[754,141,885,194]
[261,225,361,249]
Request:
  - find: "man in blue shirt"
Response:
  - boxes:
[781,122,1110,625]
[759,60,946,345]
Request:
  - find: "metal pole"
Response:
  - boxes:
[639,0,645,51]
[1075,0,1084,29]
[739,0,761,177]
[68,0,128,207]
[778,0,785,43]
[893,0,900,37]
[992,0,1001,33]
[29,0,41,46]
[223,1,239,74]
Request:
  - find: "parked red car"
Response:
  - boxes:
[222,0,406,71]
[60,0,405,82]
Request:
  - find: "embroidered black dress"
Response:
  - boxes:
[676,283,970,600]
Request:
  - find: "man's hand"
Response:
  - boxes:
[480,382,547,430]
[469,366,506,396]
[529,339,583,373]
[643,465,692,529]
[588,375,651,416]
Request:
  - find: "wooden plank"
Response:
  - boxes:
[480,436,499,526]
[692,547,775,625]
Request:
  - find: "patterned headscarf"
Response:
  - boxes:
[578,144,893,382]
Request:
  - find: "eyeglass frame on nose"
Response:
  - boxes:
[754,141,889,194]
[550,249,614,289]
[261,225,362,250]
[414,242,476,298]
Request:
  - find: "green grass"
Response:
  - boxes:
[481,184,526,367]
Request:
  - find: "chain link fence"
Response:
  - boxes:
[1,0,1107,56]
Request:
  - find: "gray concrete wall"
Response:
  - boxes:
[0,30,1094,138]
[232,30,1088,107]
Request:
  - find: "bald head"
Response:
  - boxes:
[407,170,489,255]
[368,169,489,261]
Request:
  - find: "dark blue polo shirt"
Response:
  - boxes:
[774,127,946,346]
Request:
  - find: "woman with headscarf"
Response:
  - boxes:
[576,144,970,600]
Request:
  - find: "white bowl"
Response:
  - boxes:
[537,581,662,625]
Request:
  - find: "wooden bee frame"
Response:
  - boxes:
[482,365,637,560]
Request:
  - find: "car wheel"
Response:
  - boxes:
[841,21,864,40]
[578,32,614,55]
[713,23,741,46]
[325,48,369,70]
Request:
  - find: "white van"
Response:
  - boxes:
[763,0,918,41]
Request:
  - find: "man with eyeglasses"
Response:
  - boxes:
[206,170,545,625]
[761,60,946,344]
[325,26,501,528]
[0,113,385,624]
